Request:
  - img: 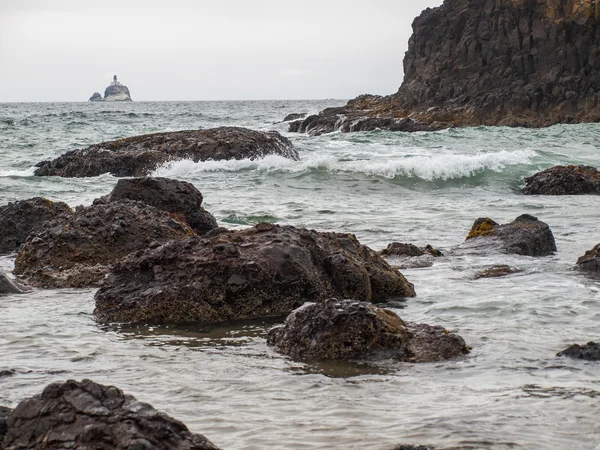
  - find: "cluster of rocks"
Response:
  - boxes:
[89,75,133,102]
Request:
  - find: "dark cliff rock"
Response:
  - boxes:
[292,0,600,134]
[267,298,469,362]
[557,342,600,361]
[2,379,219,450]
[0,405,10,442]
[282,113,307,122]
[94,223,415,325]
[576,243,600,272]
[464,214,556,256]
[97,177,218,235]
[0,197,72,255]
[34,127,298,178]
[522,165,600,195]
[13,200,194,288]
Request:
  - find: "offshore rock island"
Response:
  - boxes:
[292,0,600,135]
[89,75,132,102]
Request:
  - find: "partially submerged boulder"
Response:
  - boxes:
[379,243,443,258]
[94,223,415,325]
[465,214,556,256]
[522,165,600,195]
[577,244,600,272]
[34,127,299,178]
[0,197,72,255]
[557,342,600,361]
[2,379,219,450]
[473,265,521,280]
[282,113,307,122]
[14,200,194,288]
[267,298,469,362]
[98,177,218,235]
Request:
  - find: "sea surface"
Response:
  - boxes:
[1,101,599,450]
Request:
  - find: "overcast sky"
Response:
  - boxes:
[0,0,443,102]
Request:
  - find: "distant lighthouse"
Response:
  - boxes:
[111,75,121,86]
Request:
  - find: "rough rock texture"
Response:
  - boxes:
[94,223,415,325]
[267,299,469,362]
[103,83,133,102]
[282,113,307,122]
[473,264,521,279]
[577,243,600,272]
[522,165,600,195]
[379,242,443,257]
[88,92,103,102]
[2,379,219,450]
[98,177,218,235]
[557,342,600,360]
[291,0,600,134]
[0,405,11,443]
[34,127,298,178]
[465,214,556,256]
[0,273,26,295]
[0,197,72,255]
[13,200,194,288]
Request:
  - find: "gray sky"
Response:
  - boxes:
[0,0,442,102]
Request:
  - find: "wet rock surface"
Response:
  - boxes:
[14,200,193,288]
[34,127,298,178]
[0,273,26,295]
[0,197,72,255]
[267,299,469,362]
[0,405,11,443]
[94,223,415,325]
[379,242,443,258]
[557,342,600,361]
[282,112,307,122]
[522,165,600,195]
[577,243,600,272]
[465,214,556,256]
[291,0,600,134]
[473,265,521,279]
[2,379,219,450]
[98,177,218,235]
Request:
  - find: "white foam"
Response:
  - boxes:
[0,167,36,177]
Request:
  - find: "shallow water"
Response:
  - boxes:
[1,101,600,449]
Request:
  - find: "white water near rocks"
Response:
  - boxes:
[1,101,599,449]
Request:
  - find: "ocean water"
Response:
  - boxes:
[1,100,600,450]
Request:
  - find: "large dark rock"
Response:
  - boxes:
[2,379,219,450]
[98,177,218,235]
[0,197,72,255]
[291,0,600,134]
[522,165,600,195]
[577,243,600,272]
[34,127,299,178]
[465,214,556,256]
[13,200,194,288]
[0,405,11,444]
[94,223,415,325]
[557,342,600,361]
[267,298,469,362]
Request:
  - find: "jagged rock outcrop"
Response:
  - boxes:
[522,165,600,194]
[96,177,218,235]
[94,223,415,324]
[2,379,219,450]
[464,214,556,256]
[13,200,194,288]
[34,127,298,178]
[557,342,600,360]
[267,298,470,362]
[88,75,132,102]
[576,243,600,272]
[282,113,307,122]
[292,0,600,135]
[0,197,72,255]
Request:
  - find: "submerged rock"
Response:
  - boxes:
[2,379,219,449]
[0,197,72,255]
[379,242,443,258]
[473,265,521,280]
[577,244,600,272]
[34,127,298,178]
[97,177,218,235]
[465,214,556,257]
[267,298,469,362]
[94,223,415,324]
[282,112,307,122]
[14,200,193,288]
[557,342,600,361]
[523,165,600,195]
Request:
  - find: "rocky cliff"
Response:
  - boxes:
[292,0,600,134]
[89,77,132,102]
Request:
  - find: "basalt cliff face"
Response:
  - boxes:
[293,0,600,134]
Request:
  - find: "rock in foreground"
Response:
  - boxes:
[523,165,600,195]
[577,244,600,272]
[267,299,469,362]
[557,342,600,361]
[0,198,72,255]
[98,177,218,235]
[2,379,219,450]
[94,223,415,324]
[465,214,556,256]
[14,200,193,288]
[34,127,298,178]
